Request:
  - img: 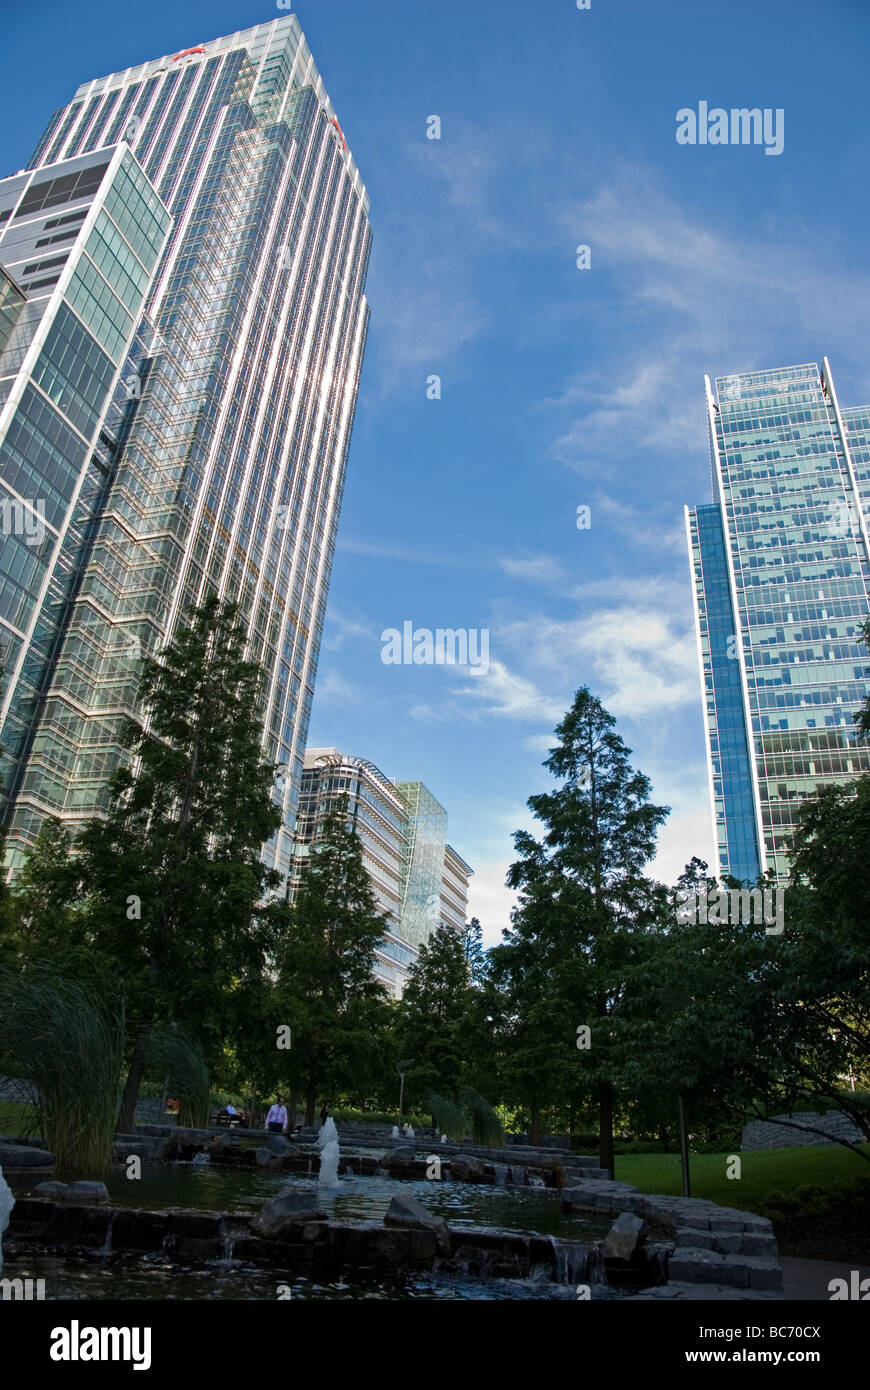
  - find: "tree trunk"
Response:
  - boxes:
[118,1010,153,1134]
[118,952,161,1135]
[305,1075,317,1128]
[530,1100,541,1146]
[658,1122,669,1153]
[598,1080,615,1178]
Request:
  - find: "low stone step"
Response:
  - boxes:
[563,1167,610,1183]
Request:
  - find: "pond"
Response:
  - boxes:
[4,1158,649,1301]
[11,1164,614,1241]
[1,1252,625,1301]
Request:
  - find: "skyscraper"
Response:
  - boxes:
[0,16,371,876]
[292,749,473,997]
[686,360,870,883]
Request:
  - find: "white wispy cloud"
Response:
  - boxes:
[498,603,699,719]
[409,658,562,726]
[499,554,568,585]
[466,859,517,947]
[590,493,689,556]
[451,659,566,723]
[547,164,870,476]
[321,609,376,652]
[402,571,699,729]
[312,669,357,704]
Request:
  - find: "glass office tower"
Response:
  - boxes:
[0,148,173,858]
[291,750,473,997]
[0,17,372,875]
[686,360,870,883]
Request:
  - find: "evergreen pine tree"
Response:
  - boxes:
[493,688,668,1170]
[79,596,283,1132]
[399,922,474,1104]
[278,798,389,1125]
[461,916,487,986]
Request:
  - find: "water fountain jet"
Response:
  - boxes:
[317,1116,340,1187]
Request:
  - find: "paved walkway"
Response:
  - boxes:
[781,1256,870,1300]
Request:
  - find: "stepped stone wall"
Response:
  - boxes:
[741,1109,864,1151]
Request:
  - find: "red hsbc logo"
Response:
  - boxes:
[331,116,347,151]
[172,46,206,61]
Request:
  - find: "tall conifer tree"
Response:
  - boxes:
[494,688,668,1170]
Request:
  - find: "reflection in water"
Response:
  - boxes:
[12,1167,612,1240]
[5,1163,625,1301]
[4,1252,629,1302]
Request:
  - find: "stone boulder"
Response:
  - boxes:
[0,1142,54,1169]
[210,1131,242,1152]
[602,1212,648,1262]
[255,1144,300,1168]
[34,1180,109,1204]
[251,1189,327,1239]
[113,1136,167,1163]
[387,1145,416,1160]
[33,1181,69,1198]
[113,1132,172,1161]
[383,1194,451,1254]
[263,1134,295,1156]
[113,1141,142,1161]
[449,1154,488,1183]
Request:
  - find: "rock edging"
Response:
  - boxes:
[562,1179,783,1299]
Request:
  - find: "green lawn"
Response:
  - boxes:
[615,1144,869,1214]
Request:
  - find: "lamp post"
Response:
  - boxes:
[677,1092,691,1198]
[397,1059,414,1129]
[662,987,694,1198]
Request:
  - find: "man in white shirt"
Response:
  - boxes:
[264,1097,288,1134]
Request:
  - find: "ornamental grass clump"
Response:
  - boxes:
[0,967,124,1178]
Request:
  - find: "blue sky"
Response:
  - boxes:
[2,0,869,943]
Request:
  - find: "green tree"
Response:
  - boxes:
[612,858,780,1155]
[461,916,487,986]
[776,780,870,1146]
[6,819,86,965]
[493,688,669,1171]
[399,923,475,1107]
[278,798,389,1125]
[79,595,283,1132]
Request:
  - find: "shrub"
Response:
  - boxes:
[0,968,124,1178]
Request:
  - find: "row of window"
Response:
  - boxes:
[31,300,114,440]
[14,161,110,219]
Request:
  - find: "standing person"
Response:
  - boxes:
[264,1096,288,1134]
[320,1100,331,1127]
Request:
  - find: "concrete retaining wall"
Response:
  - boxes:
[741,1109,864,1151]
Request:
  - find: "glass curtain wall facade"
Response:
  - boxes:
[0,148,172,854]
[0,16,371,875]
[686,360,870,882]
[291,750,473,997]
[395,780,449,952]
